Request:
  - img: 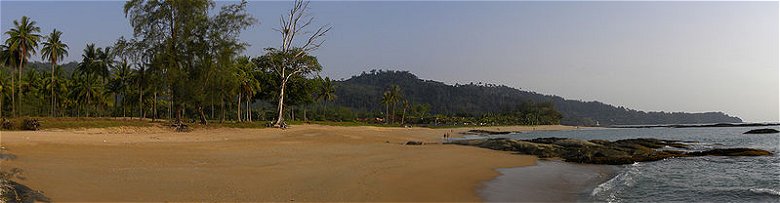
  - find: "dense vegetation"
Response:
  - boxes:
[1,0,336,127]
[0,1,741,128]
[334,70,742,126]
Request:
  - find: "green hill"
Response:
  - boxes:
[333,70,742,126]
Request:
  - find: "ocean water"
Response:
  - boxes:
[492,127,780,202]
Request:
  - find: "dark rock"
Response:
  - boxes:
[462,130,514,135]
[448,137,771,165]
[743,128,780,134]
[1,168,50,203]
[528,137,568,144]
[687,148,773,156]
[405,141,424,145]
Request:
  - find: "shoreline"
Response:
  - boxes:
[0,124,572,201]
[480,160,621,202]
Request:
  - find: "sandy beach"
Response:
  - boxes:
[0,124,573,202]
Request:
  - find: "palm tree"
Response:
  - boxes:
[69,73,102,117]
[235,56,259,122]
[4,16,41,117]
[401,99,409,125]
[22,69,44,115]
[388,84,402,123]
[381,91,391,124]
[95,46,114,82]
[108,61,133,117]
[317,76,336,103]
[41,29,69,116]
[77,44,98,76]
[315,76,336,119]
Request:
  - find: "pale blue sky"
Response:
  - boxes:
[1,1,778,122]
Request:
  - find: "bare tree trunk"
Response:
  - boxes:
[198,106,207,125]
[274,82,287,126]
[139,82,143,119]
[220,98,225,123]
[86,95,90,117]
[237,93,242,122]
[168,89,172,120]
[246,94,251,122]
[17,46,25,117]
[402,108,406,125]
[10,67,14,117]
[153,91,158,121]
[51,62,55,117]
[390,102,396,124]
[114,94,119,117]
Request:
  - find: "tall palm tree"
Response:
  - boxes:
[235,56,259,122]
[317,76,336,103]
[41,29,69,116]
[388,84,402,123]
[4,16,41,117]
[381,91,391,124]
[43,65,67,117]
[401,99,409,125]
[96,46,114,82]
[108,61,133,117]
[315,76,336,118]
[77,44,98,76]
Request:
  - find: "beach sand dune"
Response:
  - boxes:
[0,124,571,201]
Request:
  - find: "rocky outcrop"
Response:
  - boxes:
[687,148,773,156]
[461,130,515,135]
[743,129,779,134]
[405,141,424,145]
[449,138,773,165]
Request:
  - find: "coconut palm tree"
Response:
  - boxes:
[4,16,41,117]
[315,76,336,119]
[69,73,102,117]
[108,61,133,117]
[235,56,259,122]
[381,91,391,124]
[77,44,98,77]
[22,69,44,115]
[388,84,402,123]
[95,46,114,82]
[401,99,409,125]
[41,29,69,116]
[317,76,336,103]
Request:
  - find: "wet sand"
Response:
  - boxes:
[480,160,619,202]
[0,124,573,202]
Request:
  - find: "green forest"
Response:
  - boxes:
[333,70,742,126]
[0,0,741,128]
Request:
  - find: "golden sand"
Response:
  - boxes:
[0,124,573,201]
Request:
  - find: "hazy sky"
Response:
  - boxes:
[1,1,778,122]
